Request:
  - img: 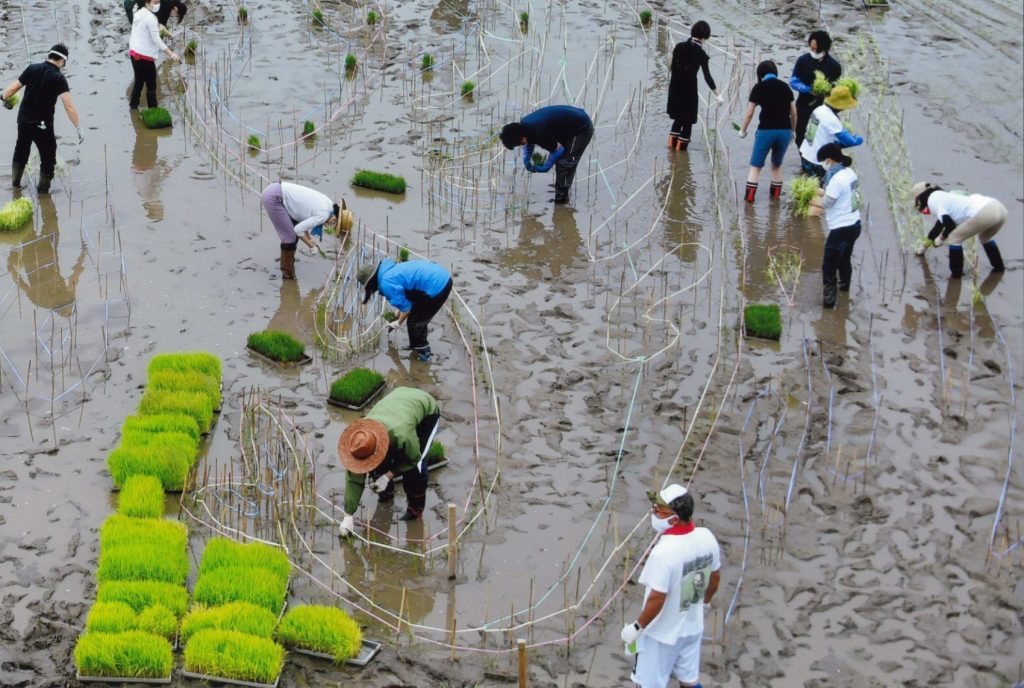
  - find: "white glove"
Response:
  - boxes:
[386,319,401,331]
[307,242,322,256]
[620,621,642,645]
[338,514,355,537]
[932,235,944,248]
[914,243,928,256]
[76,127,84,144]
[369,474,390,494]
[738,129,747,139]
[715,92,724,104]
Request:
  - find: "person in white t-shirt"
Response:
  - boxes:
[620,484,721,688]
[798,85,863,179]
[911,182,1006,278]
[261,182,350,279]
[808,144,862,308]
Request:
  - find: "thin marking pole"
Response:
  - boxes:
[447,502,457,579]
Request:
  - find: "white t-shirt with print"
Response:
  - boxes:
[637,526,721,644]
[822,166,861,230]
[799,105,842,164]
[927,191,992,226]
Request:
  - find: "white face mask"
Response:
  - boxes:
[150,2,161,12]
[822,160,833,171]
[810,50,825,60]
[650,514,675,533]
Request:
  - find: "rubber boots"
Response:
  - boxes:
[948,245,964,278]
[744,182,757,203]
[823,276,838,308]
[11,164,25,188]
[983,240,1005,272]
[770,181,782,200]
[37,174,53,194]
[280,244,296,280]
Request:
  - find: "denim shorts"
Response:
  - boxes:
[750,128,792,168]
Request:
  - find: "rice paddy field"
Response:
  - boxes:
[0,0,1021,686]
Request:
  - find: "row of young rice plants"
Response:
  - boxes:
[76,352,223,682]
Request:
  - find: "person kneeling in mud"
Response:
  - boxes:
[337,387,440,536]
[911,182,1006,278]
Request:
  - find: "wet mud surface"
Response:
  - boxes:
[0,0,1021,687]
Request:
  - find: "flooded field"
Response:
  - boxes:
[0,0,1021,686]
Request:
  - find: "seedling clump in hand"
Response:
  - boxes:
[836,76,861,99]
[744,304,783,341]
[811,70,832,97]
[398,246,410,262]
[185,39,197,57]
[276,605,363,663]
[329,368,385,406]
[789,176,821,217]
[351,169,407,194]
[0,198,33,232]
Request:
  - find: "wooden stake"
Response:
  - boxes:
[447,502,457,579]
[517,638,528,688]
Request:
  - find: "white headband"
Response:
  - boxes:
[49,50,67,61]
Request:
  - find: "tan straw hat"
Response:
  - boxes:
[824,85,857,110]
[338,418,390,474]
[337,199,354,233]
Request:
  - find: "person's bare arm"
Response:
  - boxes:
[60,92,80,128]
[636,590,666,628]
[704,570,720,604]
[789,102,798,133]
[739,102,756,136]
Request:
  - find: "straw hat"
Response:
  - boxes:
[337,199,354,233]
[824,85,857,110]
[338,418,390,474]
[357,262,380,304]
[911,182,932,198]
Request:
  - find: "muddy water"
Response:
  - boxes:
[1,0,1021,687]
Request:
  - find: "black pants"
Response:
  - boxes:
[377,413,439,518]
[130,57,158,109]
[13,121,57,176]
[554,123,594,202]
[670,120,693,140]
[822,222,861,289]
[406,278,452,352]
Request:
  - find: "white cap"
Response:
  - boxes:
[659,484,688,505]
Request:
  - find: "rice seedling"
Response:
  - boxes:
[764,250,804,287]
[147,370,221,408]
[137,604,179,639]
[426,440,445,463]
[302,120,316,138]
[183,629,284,684]
[276,605,363,663]
[519,11,529,27]
[345,53,357,71]
[198,538,291,582]
[122,413,200,443]
[312,8,324,25]
[0,197,33,232]
[192,566,288,614]
[148,352,221,381]
[744,304,783,341]
[812,70,832,97]
[531,151,546,167]
[185,39,197,57]
[181,602,278,642]
[329,368,385,406]
[367,9,378,24]
[382,311,397,322]
[398,246,410,262]
[837,76,861,99]
[639,9,653,25]
[139,107,172,129]
[75,631,173,679]
[98,539,189,585]
[421,53,434,71]
[461,80,475,97]
[237,5,248,22]
[351,169,407,194]
[4,93,20,108]
[138,388,214,433]
[789,176,821,218]
[247,134,261,152]
[118,475,165,519]
[97,581,189,619]
[85,601,139,635]
[107,441,195,491]
[247,329,307,362]
[100,514,188,551]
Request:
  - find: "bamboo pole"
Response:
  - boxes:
[447,502,457,579]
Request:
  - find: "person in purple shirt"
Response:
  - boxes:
[500,105,594,204]
[358,258,453,362]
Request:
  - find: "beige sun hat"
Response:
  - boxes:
[824,85,857,110]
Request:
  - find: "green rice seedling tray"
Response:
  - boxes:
[326,381,385,411]
[77,674,171,684]
[287,639,381,667]
[179,671,279,688]
[246,346,313,367]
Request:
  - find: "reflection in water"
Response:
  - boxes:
[657,154,701,263]
[131,115,172,222]
[812,297,851,348]
[267,279,321,338]
[6,195,86,315]
[430,0,470,34]
[498,206,582,279]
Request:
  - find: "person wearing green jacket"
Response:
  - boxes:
[337,387,440,535]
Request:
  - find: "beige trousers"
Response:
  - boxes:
[947,199,1007,245]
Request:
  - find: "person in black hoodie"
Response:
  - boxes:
[666,20,722,151]
[789,30,841,147]
[124,0,187,29]
[500,105,594,204]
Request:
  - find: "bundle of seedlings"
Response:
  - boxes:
[97,580,189,620]
[74,630,173,681]
[836,76,861,99]
[185,39,197,57]
[351,169,407,194]
[312,8,324,25]
[421,53,434,71]
[639,9,653,25]
[461,80,475,97]
[743,304,783,341]
[183,629,285,685]
[0,197,33,232]
[140,107,172,129]
[247,329,309,363]
[367,9,378,24]
[519,11,528,29]
[118,475,166,519]
[182,602,279,642]
[4,93,20,109]
[789,176,821,217]
[328,367,385,408]
[398,245,410,261]
[276,605,363,663]
[811,70,832,97]
[247,134,262,152]
[237,5,248,22]
[302,120,316,139]
[345,53,357,72]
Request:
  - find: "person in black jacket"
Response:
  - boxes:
[666,21,722,151]
[790,30,842,147]
[124,0,187,28]
[500,105,594,204]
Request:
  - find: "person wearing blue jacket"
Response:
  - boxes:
[789,30,842,147]
[500,105,594,204]
[358,258,453,361]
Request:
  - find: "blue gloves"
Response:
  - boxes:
[533,146,564,173]
[835,130,863,147]
[790,74,811,95]
[522,144,537,172]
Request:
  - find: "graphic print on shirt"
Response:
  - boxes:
[677,553,714,613]
[805,112,820,144]
[850,177,861,211]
